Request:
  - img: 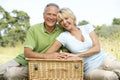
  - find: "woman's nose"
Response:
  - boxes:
[63,19,67,23]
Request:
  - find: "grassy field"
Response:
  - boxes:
[0,44,24,64]
[0,37,120,64]
[99,37,120,61]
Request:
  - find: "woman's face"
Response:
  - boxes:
[59,14,75,31]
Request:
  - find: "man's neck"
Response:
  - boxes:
[46,27,55,33]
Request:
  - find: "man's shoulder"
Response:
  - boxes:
[31,23,43,28]
[28,23,44,31]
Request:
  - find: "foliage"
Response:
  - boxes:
[95,25,120,38]
[78,20,89,26]
[0,6,30,47]
[112,18,120,25]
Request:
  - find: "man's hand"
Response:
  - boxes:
[43,52,62,59]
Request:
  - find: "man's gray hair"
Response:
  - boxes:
[44,3,59,12]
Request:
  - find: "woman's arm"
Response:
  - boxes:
[45,40,69,59]
[45,40,62,54]
[77,31,100,57]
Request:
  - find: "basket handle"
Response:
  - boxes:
[74,64,79,69]
[34,64,38,70]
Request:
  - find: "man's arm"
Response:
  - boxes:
[24,47,60,59]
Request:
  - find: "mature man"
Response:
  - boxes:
[0,3,65,80]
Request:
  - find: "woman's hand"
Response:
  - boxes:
[44,52,61,59]
[59,52,82,60]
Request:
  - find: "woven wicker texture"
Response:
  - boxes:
[26,58,83,80]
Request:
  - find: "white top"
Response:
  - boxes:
[56,24,107,75]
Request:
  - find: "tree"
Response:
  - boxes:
[8,10,30,46]
[78,20,89,26]
[0,6,30,47]
[112,18,120,25]
[0,6,9,47]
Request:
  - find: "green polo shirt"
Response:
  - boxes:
[15,23,64,66]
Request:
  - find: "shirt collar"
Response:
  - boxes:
[42,22,59,34]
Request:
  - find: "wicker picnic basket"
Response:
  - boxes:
[26,58,83,80]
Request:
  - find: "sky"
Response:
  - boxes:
[0,0,120,26]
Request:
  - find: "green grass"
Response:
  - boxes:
[0,44,24,64]
[0,37,120,64]
[99,37,120,61]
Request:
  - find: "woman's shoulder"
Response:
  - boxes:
[78,24,95,32]
[60,31,69,35]
[77,24,93,29]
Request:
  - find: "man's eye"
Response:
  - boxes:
[53,14,57,16]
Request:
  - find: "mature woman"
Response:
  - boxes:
[46,8,120,80]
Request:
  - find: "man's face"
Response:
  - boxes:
[43,6,59,28]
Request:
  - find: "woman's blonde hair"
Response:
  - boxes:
[57,8,76,25]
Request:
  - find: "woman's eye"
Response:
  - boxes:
[65,17,68,20]
[59,20,63,23]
